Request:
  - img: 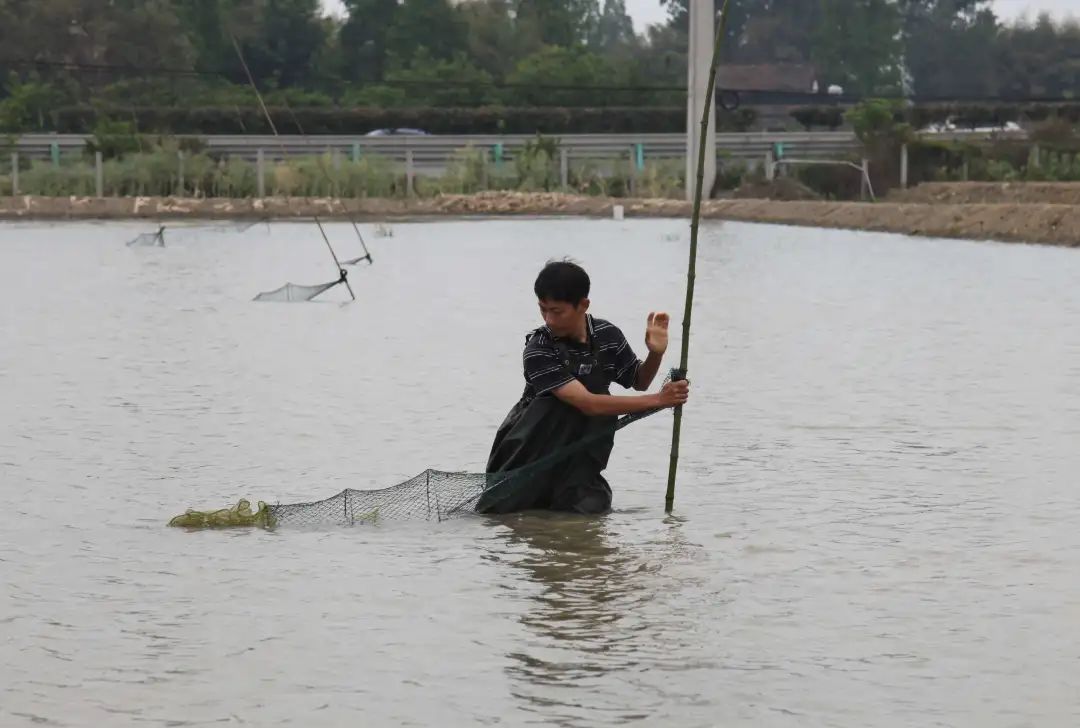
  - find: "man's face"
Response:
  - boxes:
[538,297,588,338]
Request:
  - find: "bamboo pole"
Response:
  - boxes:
[666,0,731,513]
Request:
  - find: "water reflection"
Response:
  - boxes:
[492,513,639,724]
[486,512,706,725]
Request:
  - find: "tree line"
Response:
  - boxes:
[0,0,1078,132]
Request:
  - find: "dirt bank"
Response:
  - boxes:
[888,182,1080,206]
[1,192,1078,247]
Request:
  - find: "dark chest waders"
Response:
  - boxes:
[480,331,617,515]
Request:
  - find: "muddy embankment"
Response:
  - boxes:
[2,186,1078,247]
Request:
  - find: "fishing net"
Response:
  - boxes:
[341,253,373,266]
[189,221,263,234]
[268,470,484,526]
[126,228,165,247]
[168,390,677,529]
[253,279,343,302]
[125,222,262,248]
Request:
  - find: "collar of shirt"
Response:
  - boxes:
[544,314,595,347]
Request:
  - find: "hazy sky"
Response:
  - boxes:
[322,0,1075,34]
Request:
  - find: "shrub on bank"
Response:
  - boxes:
[25,105,760,136]
[5,148,691,200]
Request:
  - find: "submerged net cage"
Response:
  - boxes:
[169,397,673,529]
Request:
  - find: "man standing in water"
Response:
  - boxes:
[480,260,690,514]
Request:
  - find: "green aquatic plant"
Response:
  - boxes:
[168,499,275,529]
[167,499,381,529]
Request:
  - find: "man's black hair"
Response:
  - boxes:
[534,260,590,304]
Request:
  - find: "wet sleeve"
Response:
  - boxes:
[523,340,575,395]
[610,326,642,390]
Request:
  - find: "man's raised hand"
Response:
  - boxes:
[645,312,671,354]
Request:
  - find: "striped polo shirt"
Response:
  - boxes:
[521,315,642,399]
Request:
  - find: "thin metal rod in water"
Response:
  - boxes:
[228,32,356,301]
[666,0,731,513]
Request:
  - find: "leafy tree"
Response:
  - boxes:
[459,0,522,78]
[505,46,620,106]
[386,50,496,106]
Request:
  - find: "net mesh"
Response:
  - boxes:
[126,229,165,247]
[253,280,341,302]
[126,222,262,248]
[269,470,486,526]
[188,221,263,234]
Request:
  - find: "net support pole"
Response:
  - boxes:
[95,151,103,198]
[257,148,266,198]
[334,147,343,195]
[666,0,730,514]
[11,152,17,196]
[406,149,415,197]
[329,147,340,196]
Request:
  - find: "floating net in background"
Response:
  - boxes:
[253,279,345,302]
[126,227,166,247]
[341,252,373,266]
[192,221,264,234]
[254,224,368,300]
[125,221,264,248]
[168,390,676,529]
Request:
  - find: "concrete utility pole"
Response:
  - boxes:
[686,0,717,201]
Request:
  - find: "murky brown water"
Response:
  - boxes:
[2,219,1079,727]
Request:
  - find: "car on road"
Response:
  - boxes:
[364,128,429,137]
